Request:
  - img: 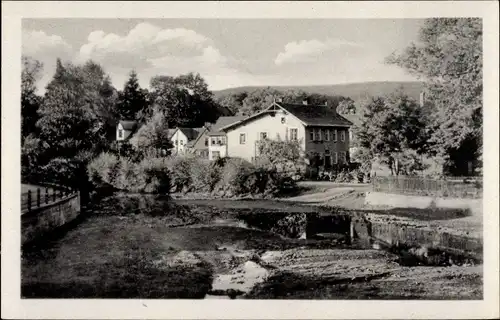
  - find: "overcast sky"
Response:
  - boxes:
[22,18,424,92]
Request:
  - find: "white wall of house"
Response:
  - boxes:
[116,123,133,141]
[170,130,188,154]
[225,110,306,162]
[208,135,228,160]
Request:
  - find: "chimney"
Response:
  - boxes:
[275,97,283,103]
[419,92,425,107]
[302,99,308,105]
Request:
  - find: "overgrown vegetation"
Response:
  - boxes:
[88,152,298,197]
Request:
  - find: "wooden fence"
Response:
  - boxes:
[21,184,77,213]
[372,176,483,199]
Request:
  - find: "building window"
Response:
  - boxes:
[211,137,216,145]
[281,117,286,124]
[212,151,220,159]
[118,129,124,139]
[340,151,346,163]
[205,137,209,146]
[260,132,268,140]
[175,140,178,146]
[180,140,184,146]
[221,136,226,145]
[340,130,346,142]
[333,129,338,142]
[333,152,338,164]
[240,133,246,144]
[316,128,322,141]
[290,128,298,141]
[309,129,315,141]
[325,129,330,141]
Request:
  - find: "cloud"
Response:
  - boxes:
[274,39,363,66]
[22,29,73,58]
[22,29,75,93]
[78,22,217,71]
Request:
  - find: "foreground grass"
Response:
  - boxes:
[22,214,213,298]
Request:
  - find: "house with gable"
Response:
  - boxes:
[209,99,353,168]
[206,116,246,160]
[170,127,206,155]
[116,120,140,141]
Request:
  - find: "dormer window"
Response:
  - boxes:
[118,129,123,139]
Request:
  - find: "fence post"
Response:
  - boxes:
[37,188,41,207]
[53,188,56,202]
[45,187,49,204]
[27,190,32,212]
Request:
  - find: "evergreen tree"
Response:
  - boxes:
[116,70,148,120]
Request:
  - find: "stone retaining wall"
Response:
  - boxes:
[22,193,81,245]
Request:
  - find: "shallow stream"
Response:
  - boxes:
[21,193,482,300]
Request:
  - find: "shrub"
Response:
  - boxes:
[334,170,354,183]
[88,152,170,194]
[137,157,171,194]
[87,152,120,186]
[214,158,256,196]
[164,155,196,193]
[189,158,221,193]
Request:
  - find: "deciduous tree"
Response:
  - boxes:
[386,18,482,175]
[149,72,219,127]
[21,56,43,140]
[35,59,113,184]
[355,92,430,175]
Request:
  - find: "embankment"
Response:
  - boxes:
[22,192,81,245]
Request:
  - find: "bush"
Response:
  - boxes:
[88,153,170,194]
[136,157,170,193]
[87,152,120,186]
[214,158,256,196]
[212,158,297,197]
[164,155,196,193]
[189,158,221,193]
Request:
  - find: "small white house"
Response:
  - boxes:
[170,127,205,155]
[116,120,139,141]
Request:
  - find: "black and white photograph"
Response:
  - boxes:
[2,1,499,319]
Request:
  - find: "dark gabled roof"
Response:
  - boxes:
[218,102,352,132]
[278,103,353,127]
[166,128,177,139]
[186,127,209,148]
[178,127,204,141]
[207,116,246,136]
[118,120,138,131]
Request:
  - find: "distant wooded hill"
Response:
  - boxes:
[213,81,424,102]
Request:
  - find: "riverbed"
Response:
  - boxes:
[21,193,482,299]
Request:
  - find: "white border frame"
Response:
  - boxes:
[2,1,499,319]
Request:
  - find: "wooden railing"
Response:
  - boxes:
[21,184,77,213]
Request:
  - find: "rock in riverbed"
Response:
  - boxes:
[211,260,270,294]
